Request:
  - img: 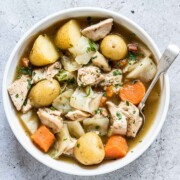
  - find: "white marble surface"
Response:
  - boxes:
[0,0,180,179]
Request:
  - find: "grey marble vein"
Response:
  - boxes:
[0,0,180,179]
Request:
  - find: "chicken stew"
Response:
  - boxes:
[8,17,160,166]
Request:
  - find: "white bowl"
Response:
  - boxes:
[2,7,170,176]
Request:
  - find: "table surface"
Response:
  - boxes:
[0,0,180,179]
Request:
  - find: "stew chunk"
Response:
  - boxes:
[77,66,104,86]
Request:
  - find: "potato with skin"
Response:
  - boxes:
[29,79,60,108]
[29,35,60,66]
[100,35,127,60]
[55,20,81,50]
[74,132,105,165]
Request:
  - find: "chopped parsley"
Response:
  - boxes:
[113,70,121,76]
[103,92,107,97]
[50,106,56,111]
[63,138,67,141]
[116,112,122,120]
[84,86,92,97]
[15,94,19,98]
[95,108,102,114]
[77,143,80,148]
[23,99,27,106]
[126,101,130,106]
[56,70,69,81]
[27,79,32,90]
[90,56,97,61]
[32,71,36,76]
[114,84,119,88]
[133,110,136,114]
[129,52,136,61]
[17,66,32,78]
[86,40,97,53]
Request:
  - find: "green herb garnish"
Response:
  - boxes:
[50,106,56,111]
[90,56,97,61]
[116,112,122,120]
[129,52,136,61]
[63,138,67,141]
[84,86,92,97]
[113,70,121,76]
[126,101,129,106]
[15,94,19,98]
[86,40,97,53]
[56,70,68,81]
[103,92,107,97]
[23,99,27,106]
[27,79,32,90]
[77,143,80,148]
[95,108,102,114]
[17,66,32,77]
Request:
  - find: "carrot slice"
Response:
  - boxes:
[119,81,145,105]
[31,125,55,152]
[99,96,107,107]
[21,57,30,67]
[105,136,128,159]
[106,86,114,97]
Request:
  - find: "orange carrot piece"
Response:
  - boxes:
[106,86,114,97]
[119,81,145,105]
[31,125,55,152]
[105,136,128,159]
[99,96,107,107]
[21,57,30,67]
[119,59,127,67]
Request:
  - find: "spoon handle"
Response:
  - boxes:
[138,44,180,110]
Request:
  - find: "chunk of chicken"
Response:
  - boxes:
[32,61,61,83]
[81,18,113,41]
[37,108,63,133]
[119,101,143,137]
[49,124,76,158]
[106,101,127,136]
[8,75,31,111]
[92,51,111,72]
[21,99,32,113]
[65,110,91,121]
[63,138,77,156]
[77,66,104,86]
[100,69,123,87]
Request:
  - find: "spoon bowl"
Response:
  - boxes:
[138,44,180,129]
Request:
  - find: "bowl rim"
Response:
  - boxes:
[2,7,170,176]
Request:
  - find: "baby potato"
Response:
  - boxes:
[100,34,127,60]
[74,132,105,165]
[29,35,60,66]
[54,20,81,50]
[29,79,60,108]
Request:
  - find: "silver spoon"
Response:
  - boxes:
[138,44,180,129]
